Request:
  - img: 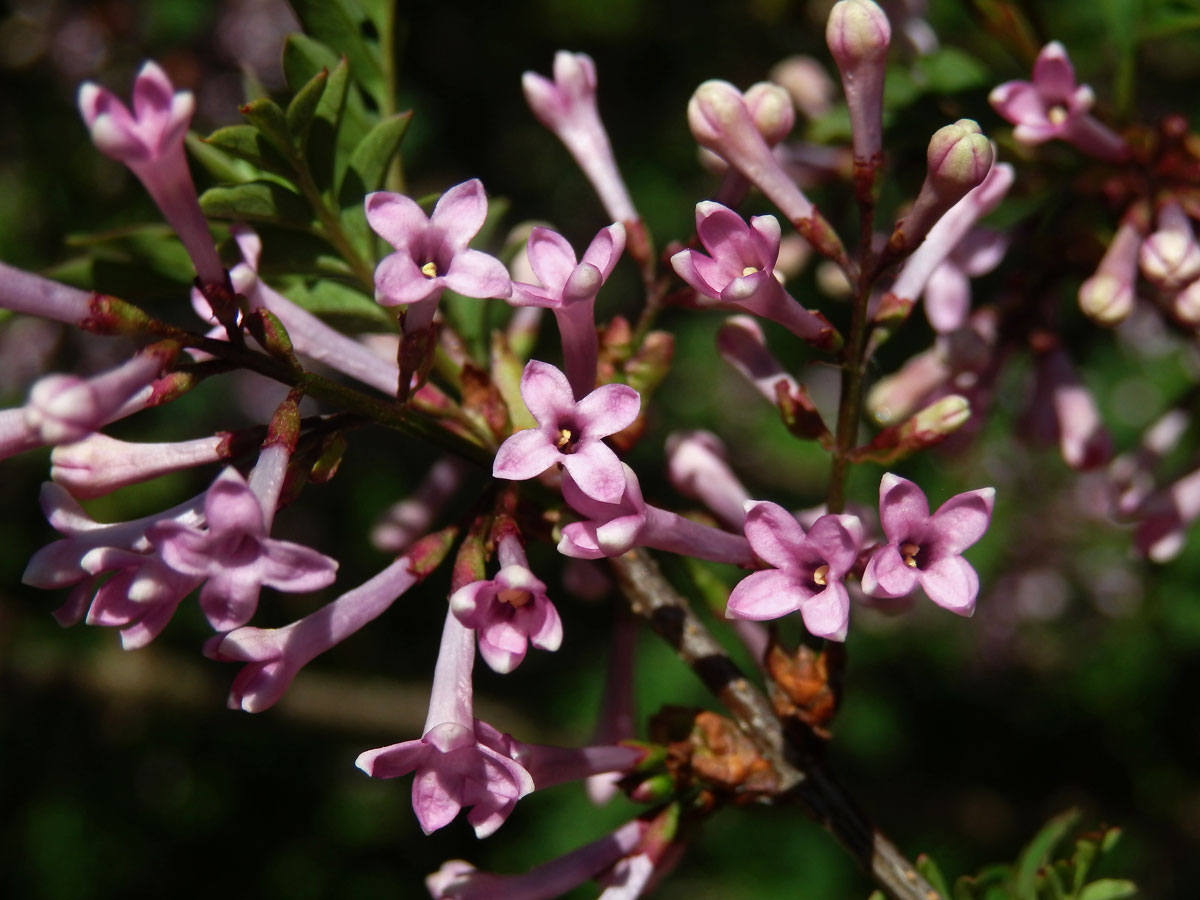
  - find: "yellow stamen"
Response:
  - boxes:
[901,542,921,568]
[741,265,759,276]
[1047,105,1068,126]
[420,261,438,278]
[812,564,829,586]
[498,588,532,608]
[556,428,573,450]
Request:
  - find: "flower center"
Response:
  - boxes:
[498,587,532,608]
[555,427,576,452]
[741,265,759,276]
[420,261,439,278]
[901,542,921,568]
[812,564,830,587]
[1047,105,1069,126]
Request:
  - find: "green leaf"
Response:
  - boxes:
[1072,837,1099,894]
[200,182,312,227]
[917,854,954,900]
[1078,879,1138,900]
[202,125,294,179]
[289,0,386,111]
[915,47,988,93]
[240,97,293,160]
[282,277,394,328]
[64,223,199,284]
[1100,827,1122,854]
[286,66,329,151]
[338,110,412,205]
[186,132,265,184]
[283,32,341,91]
[1016,810,1081,900]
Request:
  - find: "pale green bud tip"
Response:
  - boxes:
[826,0,891,66]
[1079,274,1133,326]
[687,80,747,145]
[912,394,971,436]
[927,119,993,191]
[743,82,795,145]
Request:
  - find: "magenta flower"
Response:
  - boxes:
[510,224,626,398]
[450,534,563,674]
[356,609,534,838]
[862,473,994,614]
[989,42,1127,162]
[366,179,512,333]
[672,202,835,346]
[726,502,863,641]
[148,468,338,631]
[492,360,639,504]
[78,61,224,287]
[78,548,202,649]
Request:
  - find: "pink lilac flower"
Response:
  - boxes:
[427,817,648,900]
[77,547,202,649]
[708,82,796,211]
[492,360,639,504]
[671,202,835,346]
[509,223,626,398]
[148,467,338,631]
[825,0,892,165]
[726,502,863,641]
[78,61,224,287]
[206,531,453,712]
[522,51,638,224]
[356,609,534,838]
[449,533,563,674]
[988,41,1128,162]
[862,473,994,614]
[366,179,512,334]
[558,464,753,566]
[51,432,236,499]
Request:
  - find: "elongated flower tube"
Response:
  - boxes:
[715,315,800,404]
[1079,221,1142,325]
[510,223,626,398]
[206,529,456,712]
[558,464,753,566]
[148,466,338,631]
[710,82,796,210]
[373,457,468,553]
[1023,346,1112,470]
[427,817,648,899]
[367,179,512,335]
[672,202,838,348]
[862,473,994,614]
[0,261,147,331]
[665,430,752,530]
[51,432,241,499]
[887,120,993,259]
[523,51,638,225]
[989,41,1128,162]
[825,0,891,165]
[493,360,640,504]
[450,532,563,674]
[726,502,863,640]
[78,61,224,288]
[1138,201,1200,291]
[356,609,534,838]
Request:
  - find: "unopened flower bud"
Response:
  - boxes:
[768,55,836,119]
[1139,201,1200,290]
[1172,277,1200,326]
[826,0,891,163]
[743,82,795,146]
[888,121,993,258]
[1078,221,1140,325]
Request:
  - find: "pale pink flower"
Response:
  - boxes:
[862,473,994,614]
[1079,221,1142,325]
[989,41,1127,162]
[1138,201,1200,291]
[51,432,235,499]
[726,502,863,640]
[492,360,639,504]
[921,227,1008,332]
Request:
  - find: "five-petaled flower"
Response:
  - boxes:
[726,501,863,641]
[862,473,994,614]
[365,179,512,333]
[492,360,640,504]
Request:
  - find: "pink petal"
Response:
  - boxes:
[917,554,979,614]
[449,580,494,626]
[205,470,266,537]
[442,248,512,300]
[742,500,807,569]
[670,249,721,299]
[562,262,602,304]
[695,202,756,264]
[152,523,215,576]
[413,768,465,834]
[727,568,806,620]
[799,583,850,641]
[519,359,576,425]
[199,569,261,631]
[365,191,430,249]
[929,488,994,555]
[526,227,578,292]
[492,428,560,481]
[357,739,427,778]
[722,270,769,303]
[258,539,339,591]
[374,251,443,306]
[862,544,918,598]
[131,61,175,121]
[923,263,970,332]
[594,513,646,555]
[561,441,627,504]
[529,600,563,651]
[575,383,640,438]
[748,215,782,269]
[878,473,930,542]
[478,627,526,674]
[430,179,488,248]
[1032,41,1077,102]
[509,281,560,308]
[989,82,1046,127]
[580,223,626,279]
[559,522,605,558]
[805,514,862,576]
